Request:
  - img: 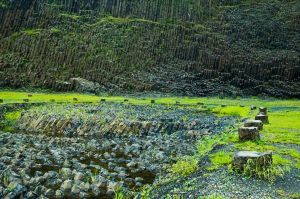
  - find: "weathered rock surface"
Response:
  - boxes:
[70,77,102,93]
[0,102,237,198]
[0,0,299,97]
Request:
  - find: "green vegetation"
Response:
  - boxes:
[60,13,81,20]
[208,151,233,171]
[212,106,250,117]
[241,159,286,182]
[200,193,225,199]
[169,157,198,177]
[114,186,125,199]
[22,29,42,36]
[2,90,300,107]
[0,111,22,132]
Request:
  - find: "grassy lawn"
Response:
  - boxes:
[1,90,300,108]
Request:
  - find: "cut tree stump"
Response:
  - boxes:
[233,151,272,172]
[238,127,260,141]
[250,105,257,110]
[259,107,267,115]
[255,114,269,123]
[244,120,263,130]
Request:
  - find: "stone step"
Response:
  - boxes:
[233,151,272,172]
[244,120,263,130]
[238,127,260,141]
[255,114,269,124]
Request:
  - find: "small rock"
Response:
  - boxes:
[74,172,84,181]
[61,180,72,191]
[55,190,63,198]
[71,184,80,195]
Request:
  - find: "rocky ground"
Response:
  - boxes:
[0,103,236,198]
[151,168,300,199]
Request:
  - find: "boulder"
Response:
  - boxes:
[244,120,263,130]
[238,127,260,141]
[70,77,99,93]
[255,114,269,124]
[232,151,272,172]
[61,180,72,191]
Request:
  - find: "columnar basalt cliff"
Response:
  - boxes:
[0,0,299,97]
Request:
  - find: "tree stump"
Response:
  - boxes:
[255,114,269,124]
[238,127,260,141]
[250,105,257,110]
[100,99,106,102]
[232,151,272,172]
[259,107,267,115]
[28,94,33,97]
[244,120,263,130]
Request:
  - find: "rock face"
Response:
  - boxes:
[232,151,272,172]
[238,127,260,141]
[0,0,299,97]
[244,120,263,130]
